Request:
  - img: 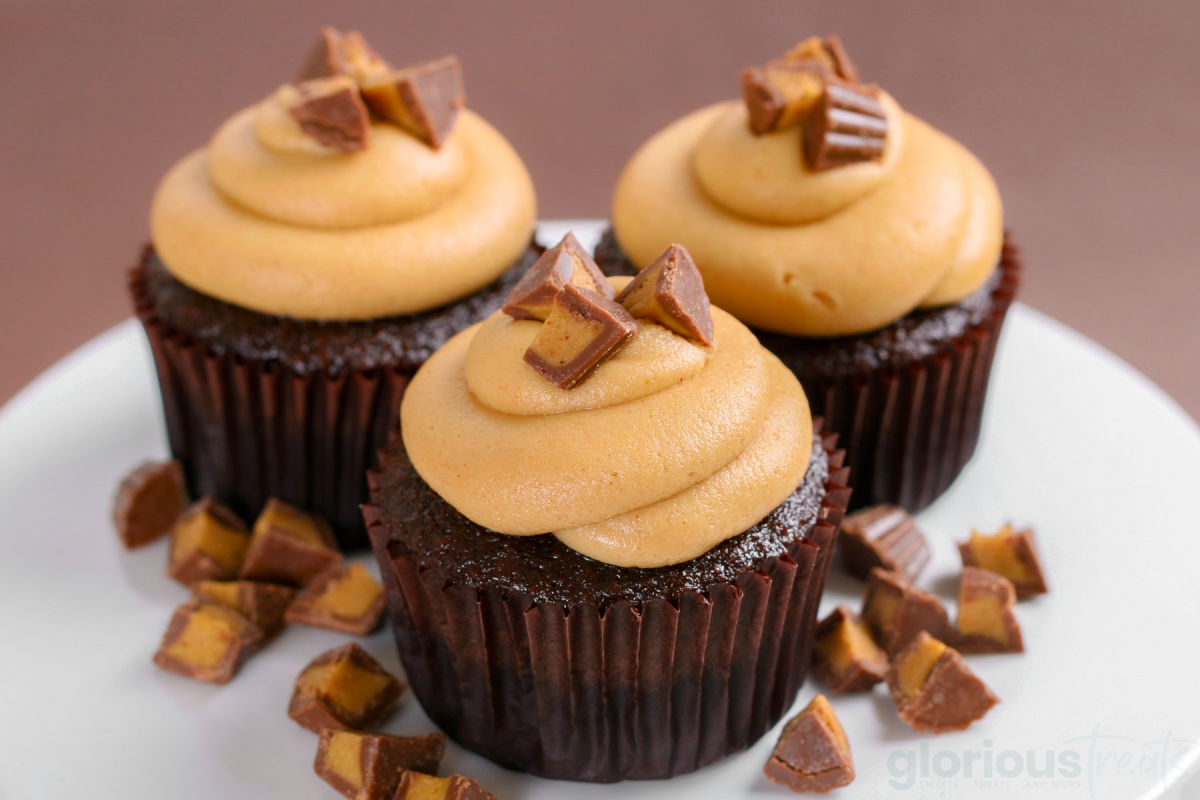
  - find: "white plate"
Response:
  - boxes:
[2,222,1199,800]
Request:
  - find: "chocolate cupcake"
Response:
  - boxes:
[366,238,850,782]
[130,28,538,548]
[598,35,1019,511]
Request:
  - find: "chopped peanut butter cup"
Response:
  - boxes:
[955,566,1024,653]
[502,231,612,321]
[153,601,263,684]
[615,243,714,345]
[958,524,1048,598]
[861,567,954,655]
[361,56,466,149]
[813,605,888,692]
[167,498,249,587]
[289,643,404,733]
[285,562,386,636]
[315,730,445,800]
[393,772,496,800]
[763,694,855,792]
[240,498,341,587]
[803,80,888,170]
[838,504,930,581]
[298,26,391,83]
[887,632,998,733]
[288,76,371,153]
[113,459,186,549]
[524,283,637,389]
[190,580,296,639]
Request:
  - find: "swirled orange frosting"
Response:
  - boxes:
[150,85,536,320]
[611,94,1002,337]
[401,277,814,568]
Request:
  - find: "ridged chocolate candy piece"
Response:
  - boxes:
[285,562,386,636]
[314,730,445,800]
[239,498,341,587]
[955,567,1024,653]
[361,56,465,149]
[191,580,296,639]
[803,80,888,171]
[861,568,954,655]
[615,243,714,345]
[524,283,637,389]
[289,642,405,733]
[297,26,391,82]
[167,498,249,587]
[502,232,612,321]
[288,76,371,153]
[813,605,888,692]
[763,694,855,792]
[113,459,186,549]
[393,772,496,800]
[839,504,931,581]
[887,632,998,733]
[153,601,263,684]
[958,524,1048,598]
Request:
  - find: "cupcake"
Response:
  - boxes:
[130,27,538,548]
[597,35,1019,511]
[366,236,850,781]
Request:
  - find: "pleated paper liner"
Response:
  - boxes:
[770,237,1021,512]
[130,250,410,550]
[365,423,851,783]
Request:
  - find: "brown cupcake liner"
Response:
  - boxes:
[365,425,851,783]
[777,238,1021,512]
[130,262,409,550]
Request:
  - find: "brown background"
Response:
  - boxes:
[2,0,1198,419]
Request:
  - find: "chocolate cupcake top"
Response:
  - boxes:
[611,35,1002,338]
[150,27,536,321]
[400,237,814,568]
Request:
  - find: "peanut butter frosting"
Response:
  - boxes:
[401,277,814,568]
[150,87,536,321]
[611,94,1002,337]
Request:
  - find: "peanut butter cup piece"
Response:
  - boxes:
[742,61,828,135]
[813,606,888,693]
[153,601,263,684]
[360,56,465,149]
[502,232,613,321]
[955,567,1024,653]
[239,498,341,587]
[167,498,250,587]
[763,694,855,793]
[785,34,859,83]
[861,568,953,655]
[285,563,386,636]
[288,76,371,153]
[958,524,1048,598]
[839,504,931,581]
[615,243,714,346]
[191,580,296,639]
[524,283,637,390]
[315,730,446,800]
[886,632,998,733]
[113,459,186,549]
[803,80,888,171]
[298,26,391,82]
[289,643,405,733]
[393,772,496,800]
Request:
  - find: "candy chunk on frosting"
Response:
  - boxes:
[402,277,813,567]
[150,96,535,320]
[612,95,1002,337]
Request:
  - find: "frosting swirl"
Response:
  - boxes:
[611,95,1002,337]
[401,280,814,568]
[150,88,536,320]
